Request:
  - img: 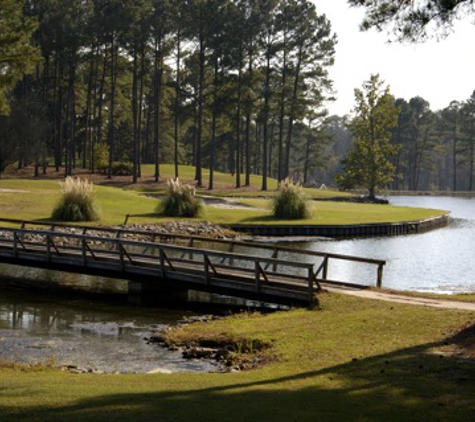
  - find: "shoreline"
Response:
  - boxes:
[228,213,450,237]
[386,190,475,198]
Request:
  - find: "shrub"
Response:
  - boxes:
[111,161,133,176]
[51,177,100,222]
[93,143,109,173]
[157,178,203,218]
[272,178,312,220]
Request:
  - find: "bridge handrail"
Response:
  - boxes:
[0,226,320,303]
[0,227,317,270]
[0,218,386,265]
[0,227,321,289]
[0,219,385,288]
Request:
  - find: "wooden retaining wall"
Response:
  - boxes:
[228,214,450,237]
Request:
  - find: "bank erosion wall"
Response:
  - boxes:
[229,214,449,237]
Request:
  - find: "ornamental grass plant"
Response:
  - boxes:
[51,177,100,222]
[272,178,312,220]
[157,178,203,217]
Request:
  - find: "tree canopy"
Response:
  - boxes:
[347,0,474,41]
[336,74,400,199]
[0,0,40,114]
[0,0,337,188]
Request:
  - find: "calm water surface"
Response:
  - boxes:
[0,274,218,373]
[293,196,475,294]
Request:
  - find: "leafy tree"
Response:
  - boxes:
[348,0,472,41]
[182,0,213,188]
[0,0,40,114]
[299,114,332,186]
[206,0,235,190]
[336,74,400,200]
[320,115,354,186]
[0,116,17,176]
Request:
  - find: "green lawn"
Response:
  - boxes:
[139,163,278,191]
[1,293,474,422]
[0,177,446,227]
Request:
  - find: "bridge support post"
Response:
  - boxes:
[128,281,189,306]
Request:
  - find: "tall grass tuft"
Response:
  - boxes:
[51,177,100,222]
[157,178,203,217]
[272,178,312,220]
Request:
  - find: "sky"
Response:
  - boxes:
[315,0,475,116]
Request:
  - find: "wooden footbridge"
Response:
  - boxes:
[0,219,386,307]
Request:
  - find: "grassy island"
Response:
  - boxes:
[0,165,446,227]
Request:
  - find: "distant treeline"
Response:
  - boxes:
[325,95,475,192]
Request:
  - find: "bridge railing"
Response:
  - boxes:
[0,218,386,289]
[0,227,321,304]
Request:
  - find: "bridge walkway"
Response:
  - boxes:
[0,219,386,306]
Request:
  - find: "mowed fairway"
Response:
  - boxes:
[0,294,474,422]
[0,175,446,227]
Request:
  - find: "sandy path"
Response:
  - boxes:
[0,189,29,193]
[324,284,475,311]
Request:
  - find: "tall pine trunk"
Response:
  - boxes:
[261,51,271,191]
[174,27,181,180]
[132,48,139,184]
[153,37,163,183]
[195,29,205,187]
[107,37,117,179]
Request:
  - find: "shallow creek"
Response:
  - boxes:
[0,279,219,374]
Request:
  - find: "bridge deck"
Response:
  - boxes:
[0,220,386,306]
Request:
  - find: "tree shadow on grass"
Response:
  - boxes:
[235,215,285,224]
[125,213,161,219]
[22,217,55,223]
[2,340,475,422]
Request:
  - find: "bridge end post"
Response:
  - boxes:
[377,263,384,289]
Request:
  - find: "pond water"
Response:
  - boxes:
[290,195,475,294]
[0,274,219,373]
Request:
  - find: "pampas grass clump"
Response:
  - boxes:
[157,178,203,217]
[272,178,312,220]
[52,177,100,222]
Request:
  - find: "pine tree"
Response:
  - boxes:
[0,0,40,114]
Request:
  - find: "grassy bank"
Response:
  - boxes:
[1,293,474,422]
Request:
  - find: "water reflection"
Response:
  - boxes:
[0,264,127,294]
[0,289,218,373]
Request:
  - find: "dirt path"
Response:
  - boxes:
[323,284,475,311]
[0,189,29,193]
